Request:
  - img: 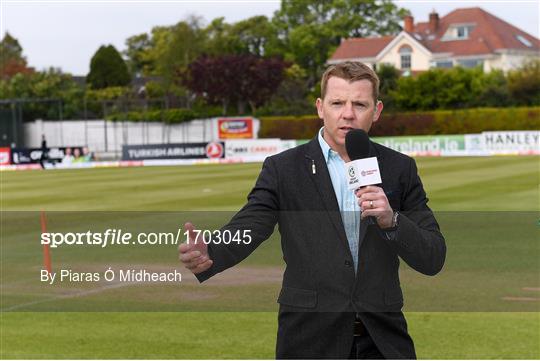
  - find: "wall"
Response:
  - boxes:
[24,119,225,159]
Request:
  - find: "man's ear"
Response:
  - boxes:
[316,98,324,119]
[372,100,384,123]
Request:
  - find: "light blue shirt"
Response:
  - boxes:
[318,127,361,273]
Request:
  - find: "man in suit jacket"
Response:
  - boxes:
[179,61,446,359]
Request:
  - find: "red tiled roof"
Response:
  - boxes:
[330,7,540,60]
[330,36,395,60]
[415,7,540,56]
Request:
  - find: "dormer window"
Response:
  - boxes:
[442,24,476,41]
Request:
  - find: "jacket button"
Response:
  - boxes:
[344,260,352,267]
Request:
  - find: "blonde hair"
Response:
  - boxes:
[320,62,380,102]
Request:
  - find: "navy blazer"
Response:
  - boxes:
[197,137,446,359]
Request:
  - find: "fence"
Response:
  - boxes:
[24,119,217,159]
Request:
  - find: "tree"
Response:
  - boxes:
[157,16,206,76]
[183,54,288,114]
[230,16,281,57]
[256,63,314,116]
[203,17,242,56]
[0,68,83,120]
[135,25,171,76]
[159,17,207,101]
[127,17,208,105]
[87,45,131,89]
[391,66,502,110]
[376,63,400,109]
[240,56,289,113]
[0,32,33,79]
[330,1,408,37]
[507,59,540,106]
[272,0,407,86]
[471,69,509,107]
[436,66,480,109]
[124,33,152,76]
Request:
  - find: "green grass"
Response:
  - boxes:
[1,312,277,359]
[1,156,539,359]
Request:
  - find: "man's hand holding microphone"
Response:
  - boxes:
[345,129,396,230]
[355,186,394,229]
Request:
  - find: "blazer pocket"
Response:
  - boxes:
[278,286,317,309]
[384,286,404,305]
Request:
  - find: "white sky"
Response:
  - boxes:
[1,0,539,75]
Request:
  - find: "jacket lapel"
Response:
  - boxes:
[304,138,351,255]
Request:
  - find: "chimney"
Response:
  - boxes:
[404,15,414,32]
[429,11,439,33]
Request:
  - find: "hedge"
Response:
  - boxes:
[106,108,199,123]
[259,107,539,139]
[105,106,538,137]
[258,115,322,139]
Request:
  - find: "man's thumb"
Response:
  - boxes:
[184,222,197,243]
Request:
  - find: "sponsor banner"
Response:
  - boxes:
[225,139,296,162]
[481,131,539,155]
[281,140,298,151]
[1,161,145,171]
[372,135,466,156]
[122,142,225,161]
[48,160,143,170]
[0,147,11,165]
[11,147,86,164]
[299,132,539,156]
[464,134,490,156]
[141,158,245,167]
[0,164,42,171]
[218,118,254,139]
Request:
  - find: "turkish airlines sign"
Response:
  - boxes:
[122,142,226,160]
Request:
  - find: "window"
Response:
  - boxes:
[456,26,470,39]
[442,24,475,41]
[457,59,483,68]
[516,34,532,47]
[399,45,412,70]
[401,54,411,69]
[434,60,453,68]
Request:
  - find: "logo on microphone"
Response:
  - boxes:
[361,169,378,177]
[344,157,382,190]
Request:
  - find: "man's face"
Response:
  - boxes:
[316,77,383,156]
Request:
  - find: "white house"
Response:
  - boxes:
[329,7,540,73]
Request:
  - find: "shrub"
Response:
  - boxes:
[106,108,199,123]
[260,107,540,138]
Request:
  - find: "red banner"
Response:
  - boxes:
[0,147,11,165]
[218,118,254,139]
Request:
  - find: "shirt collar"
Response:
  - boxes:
[317,127,339,163]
